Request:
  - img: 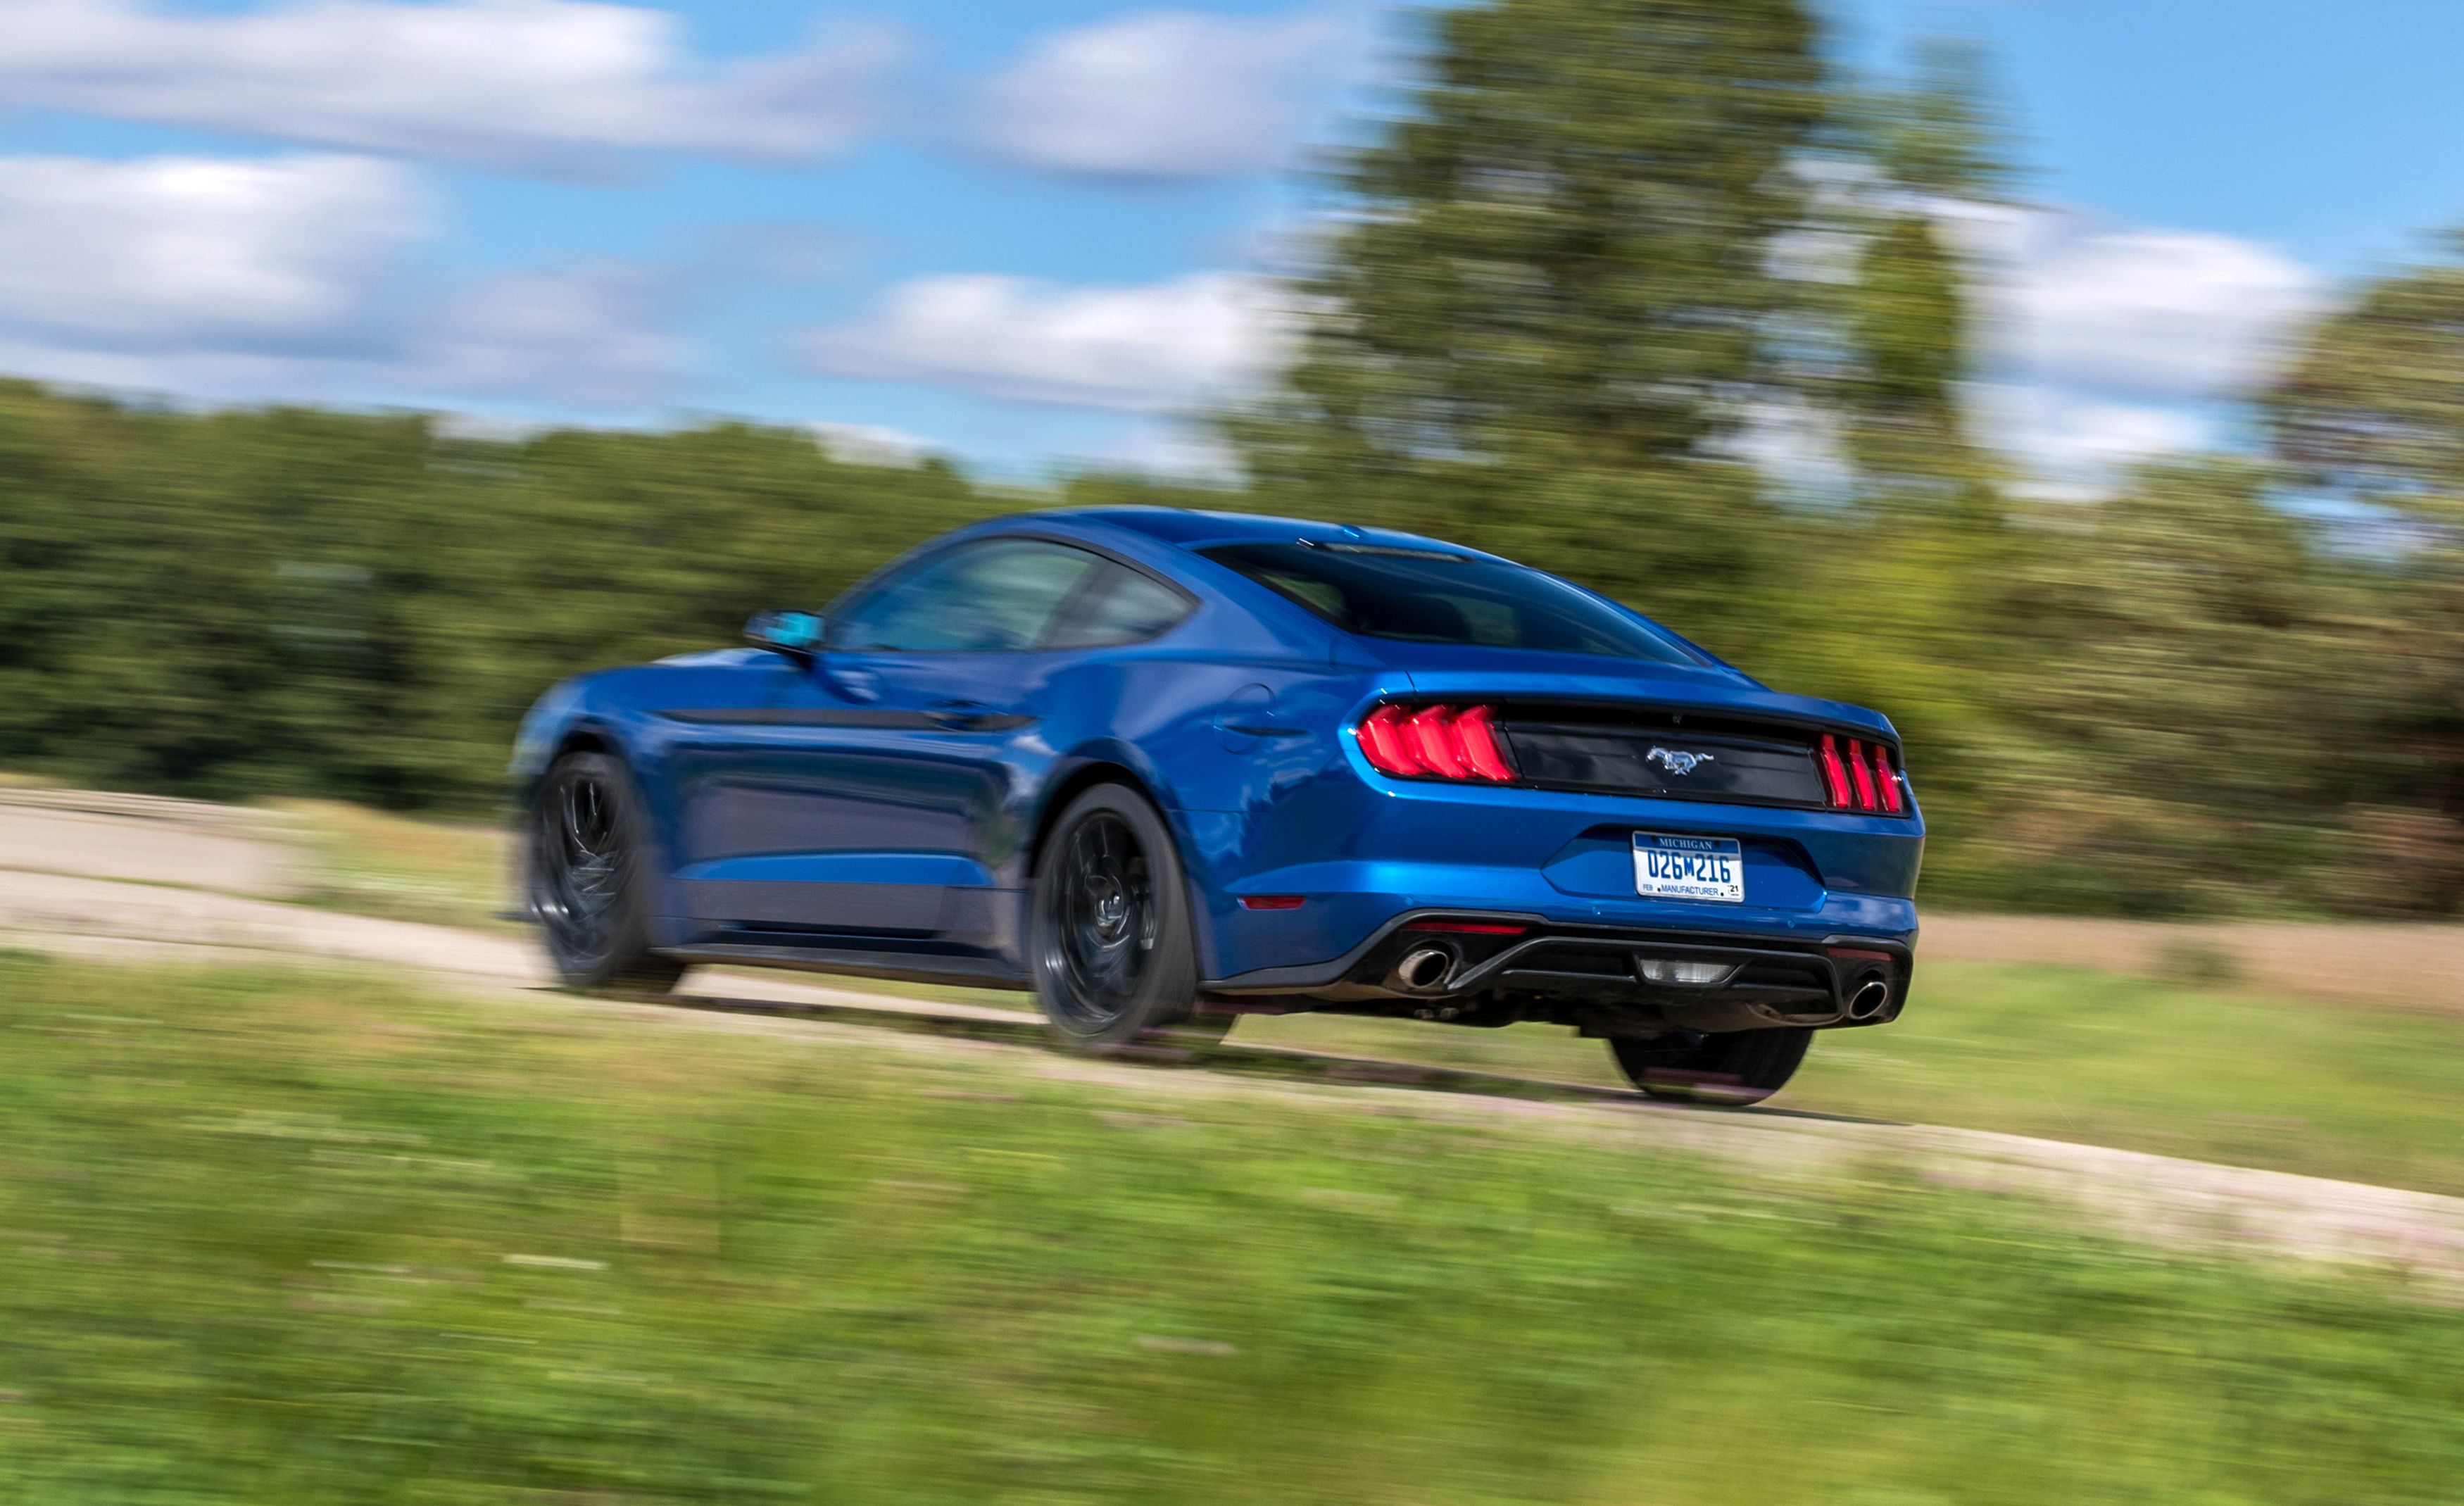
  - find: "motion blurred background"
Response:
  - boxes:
[4,2,2464,1502]
[0,0,2458,924]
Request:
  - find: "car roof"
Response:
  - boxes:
[1022,506,1483,557]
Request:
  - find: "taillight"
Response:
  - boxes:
[1819,733,1906,815]
[1871,743,1903,814]
[1453,705,1515,782]
[1357,704,1422,776]
[1351,703,1517,784]
[1817,734,1852,808]
[1406,705,1470,779]
[1846,739,1879,811]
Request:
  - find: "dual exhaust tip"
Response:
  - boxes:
[1392,945,1894,1021]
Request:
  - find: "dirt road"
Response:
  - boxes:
[4,787,2460,1294]
[1921,912,2464,1017]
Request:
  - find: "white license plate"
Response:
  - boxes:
[1633,833,1745,903]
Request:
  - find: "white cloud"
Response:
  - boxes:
[1982,215,2323,401]
[0,153,425,351]
[0,0,898,173]
[810,420,936,468]
[802,272,1289,412]
[1921,203,2325,495]
[977,10,1352,180]
[416,260,688,407]
[1973,384,2214,501]
[0,151,688,410]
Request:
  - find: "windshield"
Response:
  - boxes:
[1200,541,1702,665]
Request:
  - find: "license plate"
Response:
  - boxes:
[1633,833,1745,903]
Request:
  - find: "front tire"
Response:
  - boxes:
[1029,784,1221,1050]
[1609,1027,1812,1107]
[528,750,684,993]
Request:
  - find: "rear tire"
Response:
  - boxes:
[1609,1027,1812,1106]
[1029,784,1221,1050]
[527,750,684,993]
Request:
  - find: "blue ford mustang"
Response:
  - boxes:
[513,507,1921,1103]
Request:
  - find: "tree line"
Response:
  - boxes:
[3,0,2460,917]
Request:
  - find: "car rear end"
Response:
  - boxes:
[1179,532,1923,1044]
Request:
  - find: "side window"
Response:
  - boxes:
[829,541,1102,652]
[1047,563,1194,649]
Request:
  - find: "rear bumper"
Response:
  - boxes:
[1208,908,1912,1031]
[1183,775,1922,990]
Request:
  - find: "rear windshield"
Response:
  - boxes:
[1200,541,1701,665]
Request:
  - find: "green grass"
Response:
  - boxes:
[3,951,2460,1504]
[241,793,2464,1196]
[247,800,2464,1193]
[272,798,513,931]
[1240,962,2464,1197]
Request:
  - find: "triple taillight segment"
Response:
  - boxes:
[1816,733,1904,815]
[1350,702,1906,815]
[1354,703,1516,782]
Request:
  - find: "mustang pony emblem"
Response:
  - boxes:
[1646,747,1716,777]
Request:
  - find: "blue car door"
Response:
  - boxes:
[676,539,1107,940]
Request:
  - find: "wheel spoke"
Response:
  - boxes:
[1041,810,1162,1030]
[535,767,629,962]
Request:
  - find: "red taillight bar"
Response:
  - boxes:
[1356,704,1422,776]
[1817,734,1853,808]
[1871,743,1903,814]
[1406,705,1471,779]
[1353,703,1517,785]
[1846,739,1879,811]
[1453,705,1515,782]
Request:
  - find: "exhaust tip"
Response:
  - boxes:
[1846,978,1891,1021]
[1393,946,1454,993]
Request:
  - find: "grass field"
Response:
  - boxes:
[1242,963,2464,1198]
[251,801,2464,1196]
[2,950,2460,1504]
[275,798,514,931]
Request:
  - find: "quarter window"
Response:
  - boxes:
[1047,563,1193,648]
[829,540,1102,653]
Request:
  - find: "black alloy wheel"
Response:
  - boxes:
[529,751,683,993]
[1609,1026,1813,1107]
[1031,784,1221,1049]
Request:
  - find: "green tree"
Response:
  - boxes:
[1975,460,2356,913]
[1823,37,2011,512]
[0,384,1010,811]
[2264,241,2464,910]
[1226,0,1831,659]
[2270,237,2464,517]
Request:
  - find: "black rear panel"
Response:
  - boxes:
[1497,706,1840,810]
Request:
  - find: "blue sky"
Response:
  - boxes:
[0,1,2456,489]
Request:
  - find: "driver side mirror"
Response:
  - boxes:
[746,608,824,660]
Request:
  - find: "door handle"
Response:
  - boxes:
[927,700,1033,732]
